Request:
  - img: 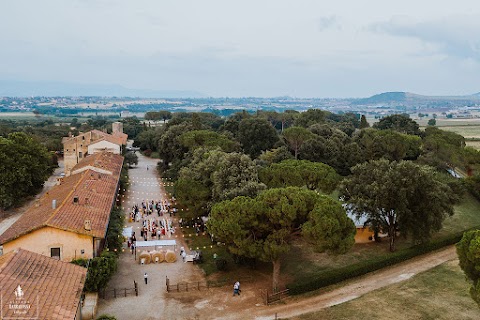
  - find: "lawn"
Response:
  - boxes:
[292,260,480,320]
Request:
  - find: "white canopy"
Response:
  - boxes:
[122,227,133,237]
[135,240,177,248]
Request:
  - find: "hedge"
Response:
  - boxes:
[287,228,476,295]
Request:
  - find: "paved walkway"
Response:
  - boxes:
[97,151,206,320]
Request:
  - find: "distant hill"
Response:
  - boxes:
[0,80,204,98]
[353,91,480,106]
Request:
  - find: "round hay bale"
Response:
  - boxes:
[139,251,151,264]
[151,250,165,263]
[165,250,177,263]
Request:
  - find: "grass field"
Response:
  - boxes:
[466,140,480,150]
[292,260,480,320]
[439,126,480,139]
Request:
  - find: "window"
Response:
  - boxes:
[50,247,61,260]
[79,152,83,158]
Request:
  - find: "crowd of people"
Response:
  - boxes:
[127,200,178,250]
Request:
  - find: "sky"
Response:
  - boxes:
[1,0,480,98]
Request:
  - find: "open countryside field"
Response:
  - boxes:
[292,260,480,320]
[466,140,480,150]
[439,125,480,139]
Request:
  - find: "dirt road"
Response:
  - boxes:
[251,246,457,320]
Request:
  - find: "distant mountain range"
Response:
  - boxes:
[354,91,480,106]
[0,80,204,98]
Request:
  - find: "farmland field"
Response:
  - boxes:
[466,140,480,150]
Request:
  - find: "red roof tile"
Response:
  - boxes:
[0,249,86,320]
[0,156,122,244]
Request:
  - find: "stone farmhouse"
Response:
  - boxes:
[62,121,127,176]
[0,152,124,262]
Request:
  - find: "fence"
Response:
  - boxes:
[262,288,289,305]
[100,281,138,299]
[165,276,210,293]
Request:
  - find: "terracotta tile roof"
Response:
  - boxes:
[0,164,121,244]
[112,131,128,145]
[63,129,124,146]
[71,152,124,177]
[0,248,86,320]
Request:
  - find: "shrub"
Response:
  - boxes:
[143,149,152,157]
[96,315,117,320]
[72,250,118,292]
[215,258,228,271]
[106,207,125,254]
[287,230,470,295]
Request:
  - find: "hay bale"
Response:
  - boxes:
[151,250,165,263]
[165,250,177,263]
[139,251,151,264]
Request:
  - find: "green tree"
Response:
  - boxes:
[456,230,480,305]
[419,126,466,170]
[157,122,192,170]
[237,118,279,158]
[427,118,436,126]
[0,132,54,209]
[359,115,370,129]
[343,159,460,251]
[259,160,340,193]
[72,250,118,292]
[355,128,421,161]
[294,109,328,127]
[175,149,265,218]
[258,146,294,165]
[124,152,138,167]
[373,114,421,135]
[208,187,355,291]
[179,130,239,152]
[282,126,313,159]
[300,125,363,175]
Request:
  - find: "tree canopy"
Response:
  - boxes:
[342,159,461,251]
[259,159,340,193]
[373,114,421,136]
[0,132,54,209]
[175,148,265,218]
[457,230,480,306]
[207,187,355,291]
[237,118,280,158]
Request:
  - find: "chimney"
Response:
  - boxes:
[73,196,79,204]
[52,199,57,209]
[84,197,89,205]
[84,219,92,231]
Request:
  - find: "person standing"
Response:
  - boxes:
[144,272,148,285]
[233,281,240,296]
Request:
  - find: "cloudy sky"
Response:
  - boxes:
[1,0,480,97]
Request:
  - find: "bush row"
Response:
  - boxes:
[287,229,474,295]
